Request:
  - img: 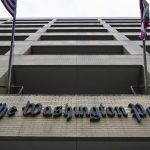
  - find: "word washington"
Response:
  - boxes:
[0,101,150,123]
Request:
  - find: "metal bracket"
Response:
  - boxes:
[0,85,24,95]
[130,85,150,96]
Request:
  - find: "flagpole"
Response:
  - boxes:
[142,38,149,95]
[7,16,16,94]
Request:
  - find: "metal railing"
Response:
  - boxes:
[0,85,24,95]
[130,85,150,96]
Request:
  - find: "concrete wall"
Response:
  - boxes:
[0,18,150,94]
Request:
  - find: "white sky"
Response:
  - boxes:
[0,0,150,18]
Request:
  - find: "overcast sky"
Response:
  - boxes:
[0,0,150,18]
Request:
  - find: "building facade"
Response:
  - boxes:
[0,18,150,149]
